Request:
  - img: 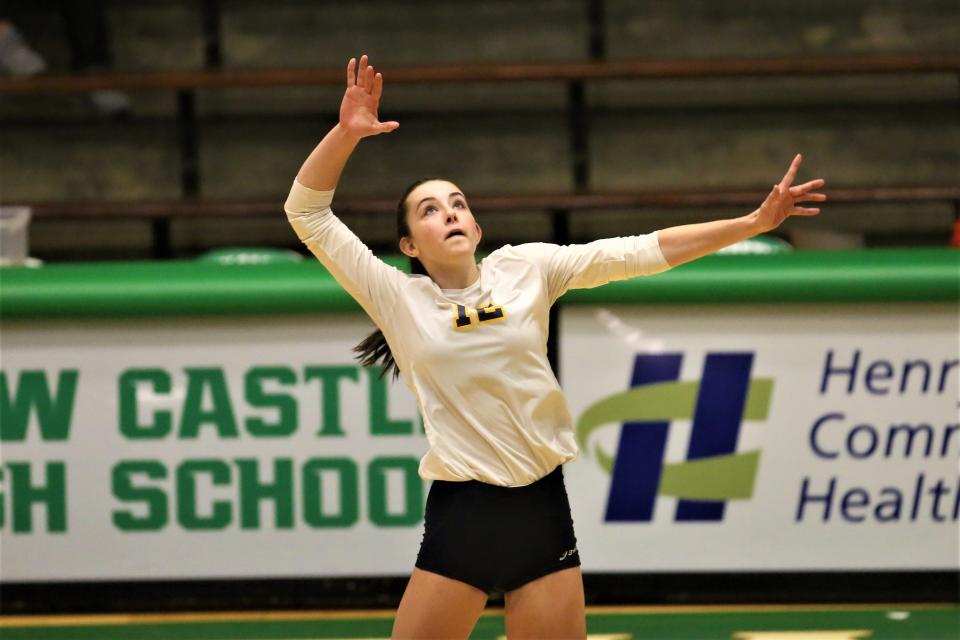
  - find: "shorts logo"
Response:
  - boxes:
[558,548,578,561]
[575,353,773,523]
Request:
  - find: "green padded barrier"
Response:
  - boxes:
[0,248,956,318]
[715,234,794,255]
[196,247,305,265]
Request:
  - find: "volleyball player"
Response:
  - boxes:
[284,55,826,639]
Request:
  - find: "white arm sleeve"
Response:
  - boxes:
[511,231,671,304]
[284,179,405,328]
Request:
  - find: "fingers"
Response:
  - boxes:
[792,206,821,216]
[792,178,824,192]
[367,121,399,136]
[347,54,396,135]
[379,120,400,133]
[365,64,375,93]
[769,183,827,204]
[789,179,826,199]
[372,72,383,102]
[357,54,368,88]
[353,55,379,94]
[779,153,802,188]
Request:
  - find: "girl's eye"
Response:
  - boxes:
[453,200,465,208]
[424,205,437,215]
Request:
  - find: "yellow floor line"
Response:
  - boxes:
[0,602,955,628]
[732,633,873,640]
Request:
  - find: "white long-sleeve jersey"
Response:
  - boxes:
[285,179,672,486]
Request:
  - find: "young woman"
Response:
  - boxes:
[285,55,826,640]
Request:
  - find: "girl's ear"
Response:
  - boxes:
[399,236,418,258]
[474,222,482,245]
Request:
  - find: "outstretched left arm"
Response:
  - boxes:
[658,154,826,268]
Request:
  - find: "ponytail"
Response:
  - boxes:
[353,255,428,380]
[353,178,442,380]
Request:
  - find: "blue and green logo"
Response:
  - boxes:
[575,353,773,522]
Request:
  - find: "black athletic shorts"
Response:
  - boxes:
[414,463,580,595]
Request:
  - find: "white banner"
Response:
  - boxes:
[0,315,429,581]
[560,303,959,571]
[1,303,957,581]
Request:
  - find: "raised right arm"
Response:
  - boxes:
[284,55,403,325]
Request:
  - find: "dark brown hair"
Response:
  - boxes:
[353,177,441,380]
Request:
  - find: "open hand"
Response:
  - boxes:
[754,154,826,233]
[340,55,400,138]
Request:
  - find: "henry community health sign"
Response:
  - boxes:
[561,302,958,572]
[1,302,957,581]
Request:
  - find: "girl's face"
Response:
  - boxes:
[400,179,482,267]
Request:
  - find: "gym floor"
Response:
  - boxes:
[0,603,957,639]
